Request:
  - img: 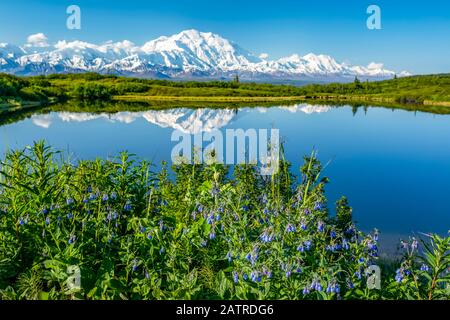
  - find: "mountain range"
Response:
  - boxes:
[0,29,410,82]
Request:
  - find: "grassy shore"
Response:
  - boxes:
[1,72,450,112]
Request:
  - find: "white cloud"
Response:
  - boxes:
[259,53,269,60]
[367,62,384,70]
[26,33,49,47]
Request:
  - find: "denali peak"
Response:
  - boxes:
[0,30,410,81]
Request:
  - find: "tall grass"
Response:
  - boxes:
[0,142,448,300]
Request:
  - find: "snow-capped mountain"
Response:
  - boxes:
[1,30,410,81]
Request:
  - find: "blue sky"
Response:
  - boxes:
[1,0,449,74]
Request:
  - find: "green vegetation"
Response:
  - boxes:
[1,72,450,115]
[0,142,449,300]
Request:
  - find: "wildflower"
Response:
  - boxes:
[317,221,325,232]
[243,274,249,281]
[330,230,337,239]
[233,271,239,283]
[197,204,204,213]
[285,224,296,233]
[87,185,92,193]
[260,230,274,243]
[41,208,48,215]
[139,226,146,233]
[145,270,150,280]
[304,240,312,251]
[215,214,221,221]
[358,257,365,263]
[411,239,419,251]
[209,232,216,240]
[89,193,96,201]
[300,222,307,231]
[66,198,74,205]
[347,280,355,289]
[263,208,269,215]
[211,187,220,196]
[395,269,404,282]
[159,247,165,254]
[314,202,323,211]
[19,217,25,225]
[373,231,379,242]
[285,270,292,278]
[200,240,207,247]
[147,233,153,240]
[334,284,340,294]
[68,235,76,245]
[123,203,132,211]
[102,194,109,202]
[67,213,73,220]
[304,208,310,216]
[297,245,305,252]
[302,287,310,295]
[420,264,430,272]
[226,252,232,262]
[342,239,350,250]
[132,259,138,272]
[45,217,50,225]
[400,241,408,250]
[251,272,258,282]
[110,192,117,200]
[354,271,362,280]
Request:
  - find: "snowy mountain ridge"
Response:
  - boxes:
[0,29,410,81]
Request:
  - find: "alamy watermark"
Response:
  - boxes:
[67,5,81,30]
[367,5,382,30]
[171,128,280,176]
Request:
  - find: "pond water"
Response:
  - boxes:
[1,103,450,249]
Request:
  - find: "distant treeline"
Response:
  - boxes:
[1,72,450,105]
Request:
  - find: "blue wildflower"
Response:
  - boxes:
[233,271,239,283]
[67,213,73,220]
[68,235,76,245]
[209,232,216,240]
[420,264,430,272]
[318,221,325,232]
[286,224,296,233]
[243,273,249,281]
[45,217,50,225]
[159,247,165,254]
[314,202,323,210]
